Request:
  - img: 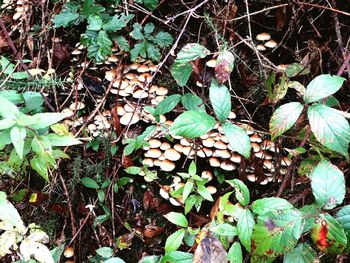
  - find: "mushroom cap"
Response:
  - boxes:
[136,65,150,73]
[180,138,191,146]
[148,139,162,148]
[174,144,184,153]
[142,158,154,167]
[105,69,118,81]
[250,133,262,143]
[149,85,158,93]
[209,157,221,167]
[214,140,227,150]
[230,153,241,163]
[202,137,215,148]
[213,149,231,159]
[119,112,140,125]
[164,148,181,161]
[264,40,277,48]
[256,32,271,41]
[197,147,213,158]
[259,178,269,185]
[64,247,74,258]
[156,87,169,96]
[159,187,170,199]
[256,44,266,51]
[263,159,274,170]
[206,185,217,194]
[228,111,236,119]
[201,171,213,181]
[69,102,85,111]
[146,148,162,159]
[246,173,257,182]
[160,160,176,172]
[133,89,148,99]
[169,197,181,206]
[138,73,152,82]
[206,59,217,68]
[160,142,171,151]
[220,160,236,171]
[182,146,195,156]
[251,142,261,153]
[281,156,292,166]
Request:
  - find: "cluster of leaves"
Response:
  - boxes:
[52,0,172,62]
[0,90,81,181]
[138,158,349,263]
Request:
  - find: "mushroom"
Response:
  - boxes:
[206,185,217,194]
[174,144,184,153]
[259,178,269,185]
[213,149,231,159]
[156,87,169,96]
[146,148,162,159]
[119,112,140,125]
[251,142,261,153]
[264,40,277,48]
[256,44,266,51]
[136,65,149,73]
[281,156,292,166]
[133,89,149,99]
[169,197,181,206]
[230,153,241,163]
[214,141,227,150]
[263,159,274,170]
[250,133,262,143]
[206,59,217,68]
[159,186,170,199]
[247,174,257,182]
[149,85,158,93]
[160,142,171,151]
[197,147,213,158]
[148,139,162,148]
[164,148,181,161]
[220,160,236,171]
[142,158,154,167]
[209,157,221,167]
[69,102,85,111]
[256,32,271,41]
[180,138,191,147]
[160,160,176,172]
[105,69,118,81]
[64,247,74,258]
[228,111,236,119]
[202,137,215,148]
[201,171,213,182]
[182,146,195,156]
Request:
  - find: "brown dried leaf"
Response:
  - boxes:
[122,154,134,168]
[215,50,234,84]
[143,224,163,238]
[193,231,228,263]
[143,189,160,210]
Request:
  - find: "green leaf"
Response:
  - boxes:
[175,43,210,63]
[0,119,15,130]
[0,95,20,120]
[10,126,26,159]
[31,136,52,157]
[311,213,347,253]
[252,209,304,258]
[146,43,161,62]
[138,255,161,263]
[96,247,114,258]
[237,208,254,252]
[161,251,193,263]
[252,197,293,215]
[225,179,250,206]
[184,195,199,215]
[30,156,49,181]
[114,35,130,51]
[87,15,103,31]
[300,204,321,233]
[209,79,231,122]
[52,12,79,28]
[283,243,317,263]
[0,191,25,230]
[269,102,304,140]
[154,94,182,115]
[104,258,126,263]
[165,228,186,252]
[197,185,213,201]
[170,111,215,139]
[103,14,134,32]
[130,42,147,61]
[182,180,193,202]
[144,23,155,35]
[303,74,345,103]
[142,0,159,10]
[222,122,251,158]
[181,93,205,112]
[22,91,44,111]
[310,160,345,209]
[171,62,192,87]
[210,223,238,237]
[81,177,100,189]
[125,166,142,175]
[227,242,242,263]
[154,31,173,47]
[46,134,82,146]
[130,23,144,40]
[285,63,310,78]
[164,212,188,227]
[336,205,350,240]
[307,104,350,158]
[30,112,70,129]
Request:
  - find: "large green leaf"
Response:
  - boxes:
[0,95,20,120]
[269,102,304,140]
[181,93,205,112]
[171,62,193,87]
[197,185,213,201]
[336,205,350,241]
[10,126,26,159]
[222,122,251,158]
[227,242,242,263]
[102,14,134,32]
[30,112,70,129]
[210,223,238,237]
[164,212,188,227]
[308,104,350,158]
[303,74,345,103]
[300,204,321,233]
[237,209,254,252]
[165,228,186,252]
[175,43,210,64]
[283,243,317,263]
[46,134,82,146]
[154,94,182,115]
[252,209,304,258]
[31,136,52,157]
[311,213,347,254]
[30,156,49,181]
[0,191,25,230]
[22,91,44,111]
[225,179,250,206]
[161,251,193,263]
[52,12,79,28]
[310,160,345,209]
[252,197,293,215]
[209,79,231,122]
[170,111,215,139]
[0,119,16,130]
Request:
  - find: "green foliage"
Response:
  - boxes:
[0,92,80,181]
[135,0,159,10]
[130,23,173,62]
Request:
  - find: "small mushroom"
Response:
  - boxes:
[197,147,213,158]
[202,137,215,148]
[230,153,241,163]
[214,141,227,150]
[133,89,149,99]
[119,112,140,125]
[174,144,184,153]
[281,156,292,166]
[148,139,162,148]
[250,133,262,143]
[206,59,217,68]
[160,160,176,172]
[159,187,170,199]
[64,247,74,258]
[259,178,269,185]
[264,40,277,48]
[263,159,274,170]
[220,160,236,171]
[209,157,221,167]
[251,142,261,153]
[256,44,266,51]
[105,69,118,81]
[256,32,271,41]
[247,174,257,182]
[164,148,181,161]
[146,148,162,159]
[136,65,149,73]
[69,102,85,111]
[160,142,171,151]
[180,138,191,147]
[206,185,217,194]
[213,149,231,159]
[201,171,213,182]
[169,197,181,206]
[156,87,169,96]
[142,158,154,167]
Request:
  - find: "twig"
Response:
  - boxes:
[295,1,350,17]
[337,52,350,76]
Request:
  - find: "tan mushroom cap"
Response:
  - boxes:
[69,102,85,111]
[196,81,204,88]
[64,247,74,258]
[230,153,241,163]
[256,32,271,41]
[159,187,170,199]
[146,148,162,159]
[180,138,191,146]
[247,174,257,182]
[182,146,195,156]
[220,160,236,171]
[256,44,266,51]
[197,147,213,158]
[138,73,152,82]
[174,144,184,153]
[142,158,154,167]
[206,185,217,194]
[107,55,119,62]
[250,133,262,143]
[154,159,162,166]
[105,69,118,81]
[125,73,136,80]
[281,156,292,166]
[213,149,231,159]
[202,137,215,148]
[251,142,261,153]
[133,89,149,99]
[264,40,277,48]
[120,112,140,125]
[160,142,171,151]
[263,159,274,170]
[160,160,176,172]
[228,111,236,119]
[148,139,162,148]
[206,59,217,68]
[164,148,181,161]
[156,87,169,96]
[137,65,150,73]
[149,85,158,93]
[259,178,269,185]
[214,141,227,150]
[169,197,181,206]
[209,157,221,167]
[201,171,213,182]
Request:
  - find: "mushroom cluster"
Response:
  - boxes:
[12,0,30,20]
[255,32,278,51]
